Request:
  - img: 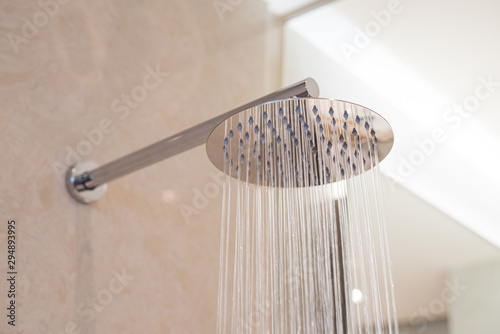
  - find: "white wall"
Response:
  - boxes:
[400,320,448,334]
[449,260,500,334]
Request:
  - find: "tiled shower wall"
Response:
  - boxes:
[0,1,280,332]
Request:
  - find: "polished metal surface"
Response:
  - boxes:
[206,98,394,186]
[66,161,107,204]
[67,78,319,202]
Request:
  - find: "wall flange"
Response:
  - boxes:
[66,161,107,204]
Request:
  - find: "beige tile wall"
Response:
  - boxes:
[0,0,280,332]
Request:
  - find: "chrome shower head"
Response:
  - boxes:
[206,98,393,187]
[65,78,393,202]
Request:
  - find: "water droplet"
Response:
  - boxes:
[307,131,311,139]
[229,130,233,139]
[272,128,276,137]
[341,168,345,177]
[249,116,253,125]
[303,123,309,131]
[352,128,358,136]
[294,139,299,147]
[261,134,265,143]
[278,108,283,116]
[224,137,228,145]
[239,139,243,147]
[340,150,345,156]
[237,123,242,132]
[283,117,287,124]
[286,124,291,132]
[296,106,301,114]
[263,111,268,120]
[327,148,331,156]
[355,115,361,124]
[373,137,378,144]
[343,110,349,120]
[225,153,229,160]
[371,129,376,137]
[316,115,321,124]
[277,136,281,144]
[339,134,344,143]
[254,125,259,133]
[240,154,245,163]
[343,142,348,150]
[258,155,262,164]
[328,141,332,149]
[365,121,370,130]
[329,107,334,117]
[222,145,226,153]
[290,131,295,140]
[267,120,272,129]
[313,105,318,114]
[354,150,359,158]
[299,115,304,123]
[343,122,347,131]
[244,132,249,141]
[253,149,256,157]
[319,124,324,133]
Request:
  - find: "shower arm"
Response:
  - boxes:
[66,78,319,204]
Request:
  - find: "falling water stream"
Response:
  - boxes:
[216,99,398,334]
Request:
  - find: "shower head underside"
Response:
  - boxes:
[206,98,393,187]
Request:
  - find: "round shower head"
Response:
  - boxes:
[206,98,393,187]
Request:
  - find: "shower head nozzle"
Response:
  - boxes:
[206,98,393,187]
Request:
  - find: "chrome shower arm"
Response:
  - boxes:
[66,78,319,204]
